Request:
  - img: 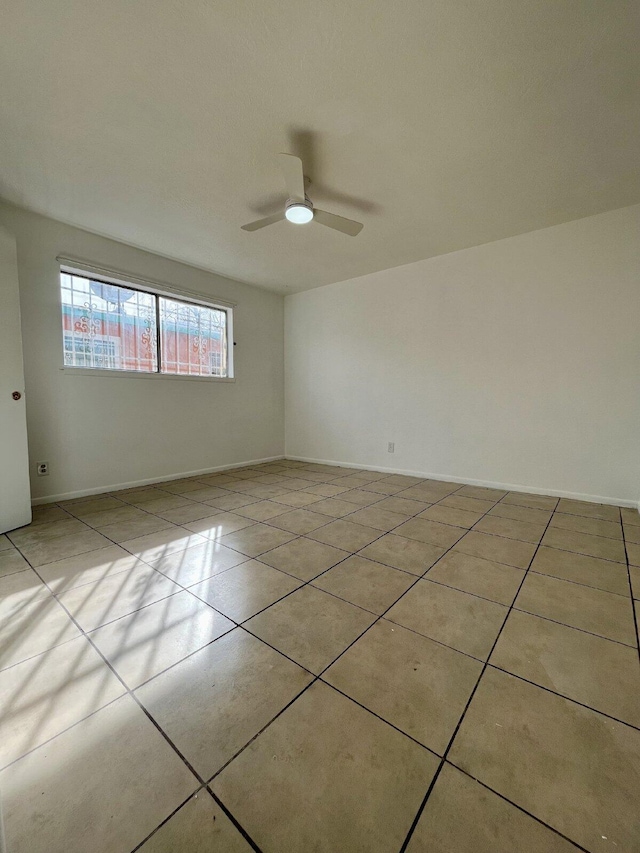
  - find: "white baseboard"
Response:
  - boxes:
[285,455,639,509]
[31,456,286,505]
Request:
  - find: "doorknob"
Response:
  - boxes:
[12,391,22,401]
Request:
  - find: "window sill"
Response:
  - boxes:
[59,367,236,383]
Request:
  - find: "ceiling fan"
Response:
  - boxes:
[242,154,364,236]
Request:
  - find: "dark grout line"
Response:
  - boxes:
[444,760,592,853]
[619,507,640,667]
[9,542,266,853]
[487,663,640,733]
[511,605,637,649]
[10,465,636,853]
[128,787,207,852]
[527,567,630,599]
[397,501,558,853]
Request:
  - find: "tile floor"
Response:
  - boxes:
[1,461,639,852]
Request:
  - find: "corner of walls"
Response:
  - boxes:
[1,201,286,501]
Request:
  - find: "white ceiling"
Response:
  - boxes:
[1,1,638,293]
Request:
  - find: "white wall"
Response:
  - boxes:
[285,204,640,505]
[0,202,284,501]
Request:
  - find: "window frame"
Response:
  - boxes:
[58,264,235,382]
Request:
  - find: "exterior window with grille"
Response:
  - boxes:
[60,270,232,378]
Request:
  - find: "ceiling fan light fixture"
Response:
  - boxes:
[285,202,314,224]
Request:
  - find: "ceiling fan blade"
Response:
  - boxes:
[241,212,285,232]
[278,153,306,201]
[313,208,364,236]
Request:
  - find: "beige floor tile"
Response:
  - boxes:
[131,495,196,515]
[10,529,111,568]
[136,629,312,779]
[312,556,415,614]
[0,635,125,768]
[63,496,126,519]
[337,489,385,506]
[373,496,430,516]
[627,541,640,566]
[359,533,445,575]
[426,551,524,605]
[310,497,360,517]
[339,473,384,485]
[418,504,484,528]
[393,518,465,549]
[307,519,381,552]
[452,531,536,568]
[400,483,456,502]
[501,492,558,510]
[189,560,302,622]
[630,566,639,599]
[556,498,620,521]
[120,529,207,562]
[325,620,481,753]
[449,668,640,853]
[220,524,296,557]
[359,480,406,495]
[59,493,109,507]
[8,518,89,547]
[440,494,496,513]
[98,514,176,544]
[138,790,253,852]
[90,590,234,689]
[29,505,70,526]
[118,486,175,505]
[0,534,13,551]
[58,564,180,631]
[530,545,629,595]
[80,504,151,529]
[624,523,640,544]
[202,494,259,512]
[0,693,197,853]
[621,507,640,527]
[0,549,30,578]
[233,500,290,521]
[0,593,81,670]
[267,508,330,534]
[271,491,323,508]
[148,539,248,586]
[347,505,409,532]
[488,502,553,525]
[245,586,375,673]
[37,545,146,593]
[550,511,622,540]
[515,572,637,646]
[258,538,349,580]
[159,478,215,494]
[382,474,426,486]
[241,484,292,500]
[406,763,580,853]
[155,502,223,525]
[178,485,232,502]
[473,514,547,544]
[491,609,640,726]
[212,681,439,853]
[542,526,626,563]
[301,482,350,497]
[386,580,507,659]
[455,485,507,501]
[184,512,256,538]
[0,568,49,606]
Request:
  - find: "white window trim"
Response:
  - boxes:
[58,258,235,381]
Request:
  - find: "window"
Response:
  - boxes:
[60,270,232,378]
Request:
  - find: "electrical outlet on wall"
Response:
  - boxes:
[37,461,49,476]
[387,442,395,453]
